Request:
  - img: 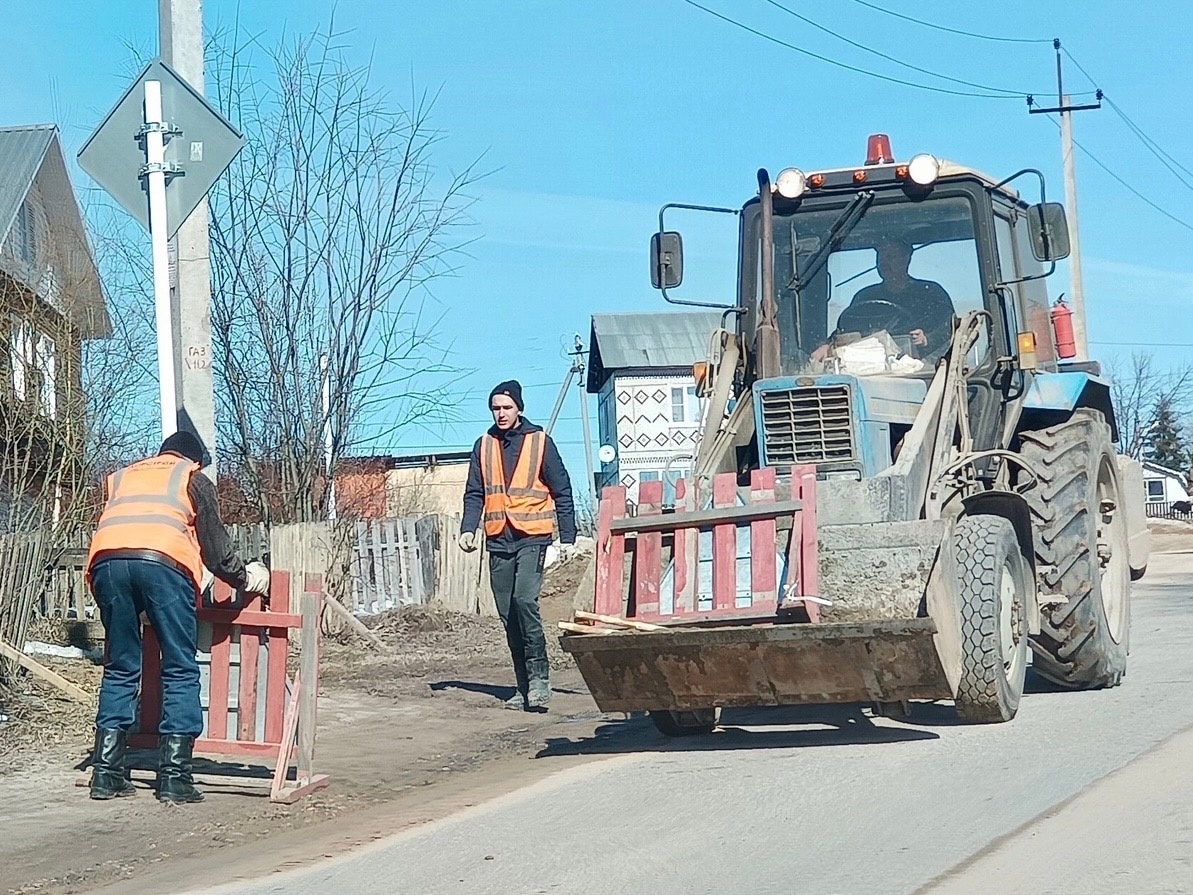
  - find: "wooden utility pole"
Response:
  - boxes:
[1028,39,1102,362]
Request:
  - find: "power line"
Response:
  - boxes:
[679,0,1022,99]
[846,0,1052,44]
[1059,121,1193,236]
[761,0,1031,97]
[1104,97,1193,192]
[1057,46,1193,192]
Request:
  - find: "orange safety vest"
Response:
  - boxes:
[86,454,205,591]
[479,431,557,537]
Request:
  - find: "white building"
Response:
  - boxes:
[1141,460,1190,507]
[587,311,722,505]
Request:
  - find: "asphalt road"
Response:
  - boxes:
[188,551,1193,895]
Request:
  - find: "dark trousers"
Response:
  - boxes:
[92,558,203,737]
[489,546,548,694]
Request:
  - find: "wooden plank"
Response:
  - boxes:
[270,669,303,798]
[141,626,162,734]
[750,467,779,610]
[672,477,698,616]
[323,592,390,652]
[201,609,303,629]
[0,640,91,703]
[633,480,664,619]
[264,570,291,745]
[593,486,627,616]
[711,473,737,612]
[297,588,320,780]
[208,624,231,740]
[574,611,665,631]
[237,627,261,742]
[608,499,803,533]
[558,621,619,635]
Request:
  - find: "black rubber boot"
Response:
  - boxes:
[89,728,137,800]
[156,734,204,804]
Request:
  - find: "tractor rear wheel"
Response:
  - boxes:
[952,515,1031,723]
[649,708,720,737]
[1020,409,1130,688]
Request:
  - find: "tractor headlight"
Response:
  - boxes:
[907,154,940,186]
[775,167,807,199]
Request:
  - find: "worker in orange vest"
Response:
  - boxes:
[85,431,270,803]
[460,380,576,711]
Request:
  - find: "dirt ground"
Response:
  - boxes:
[0,553,630,895]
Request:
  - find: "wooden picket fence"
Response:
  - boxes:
[29,515,495,626]
[0,529,53,681]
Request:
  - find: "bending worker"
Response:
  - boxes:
[460,380,576,711]
[86,431,270,804]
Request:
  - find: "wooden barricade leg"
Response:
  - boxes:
[594,487,627,616]
[671,478,698,616]
[711,473,738,612]
[749,468,778,613]
[633,481,664,620]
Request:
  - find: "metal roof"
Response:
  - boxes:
[0,124,109,338]
[587,311,725,392]
[0,124,55,244]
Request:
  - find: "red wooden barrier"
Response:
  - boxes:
[594,467,819,624]
[126,569,329,803]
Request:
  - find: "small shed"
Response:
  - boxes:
[586,311,724,502]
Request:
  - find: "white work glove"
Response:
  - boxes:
[459,531,478,553]
[243,561,271,595]
[557,542,577,563]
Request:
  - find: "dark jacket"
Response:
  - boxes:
[461,419,576,554]
[187,468,248,588]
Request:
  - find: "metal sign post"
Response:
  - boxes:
[142,80,178,439]
[79,58,245,446]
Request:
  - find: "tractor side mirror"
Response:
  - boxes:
[650,231,684,290]
[1027,202,1071,262]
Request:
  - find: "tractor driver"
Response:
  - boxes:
[812,238,956,362]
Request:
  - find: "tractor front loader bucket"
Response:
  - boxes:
[561,617,951,712]
[562,468,953,714]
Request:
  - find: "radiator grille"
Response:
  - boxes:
[760,386,855,465]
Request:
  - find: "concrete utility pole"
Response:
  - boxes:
[1028,39,1102,362]
[159,0,216,475]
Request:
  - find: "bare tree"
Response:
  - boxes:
[1108,352,1193,460]
[206,23,477,524]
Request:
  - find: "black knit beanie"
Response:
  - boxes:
[159,430,206,465]
[489,379,524,411]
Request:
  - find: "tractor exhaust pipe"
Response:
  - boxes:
[756,169,781,379]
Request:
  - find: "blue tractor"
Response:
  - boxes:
[562,137,1149,732]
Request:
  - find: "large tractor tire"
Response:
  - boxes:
[649,708,721,737]
[1020,409,1130,688]
[952,515,1031,723]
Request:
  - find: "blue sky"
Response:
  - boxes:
[3,1,1191,489]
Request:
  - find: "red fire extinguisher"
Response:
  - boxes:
[1051,296,1077,359]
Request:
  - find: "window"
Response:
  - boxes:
[670,388,686,423]
[14,201,37,265]
[671,386,701,424]
[1147,480,1165,502]
[639,471,661,483]
[10,316,34,402]
[37,333,57,419]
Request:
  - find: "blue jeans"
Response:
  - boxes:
[92,558,202,737]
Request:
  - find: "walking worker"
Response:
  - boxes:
[86,431,270,804]
[460,380,576,711]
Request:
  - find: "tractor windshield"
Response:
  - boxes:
[749,193,989,376]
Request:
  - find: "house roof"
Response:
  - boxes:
[1141,459,1185,479]
[587,311,726,392]
[0,125,54,241]
[0,124,110,338]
